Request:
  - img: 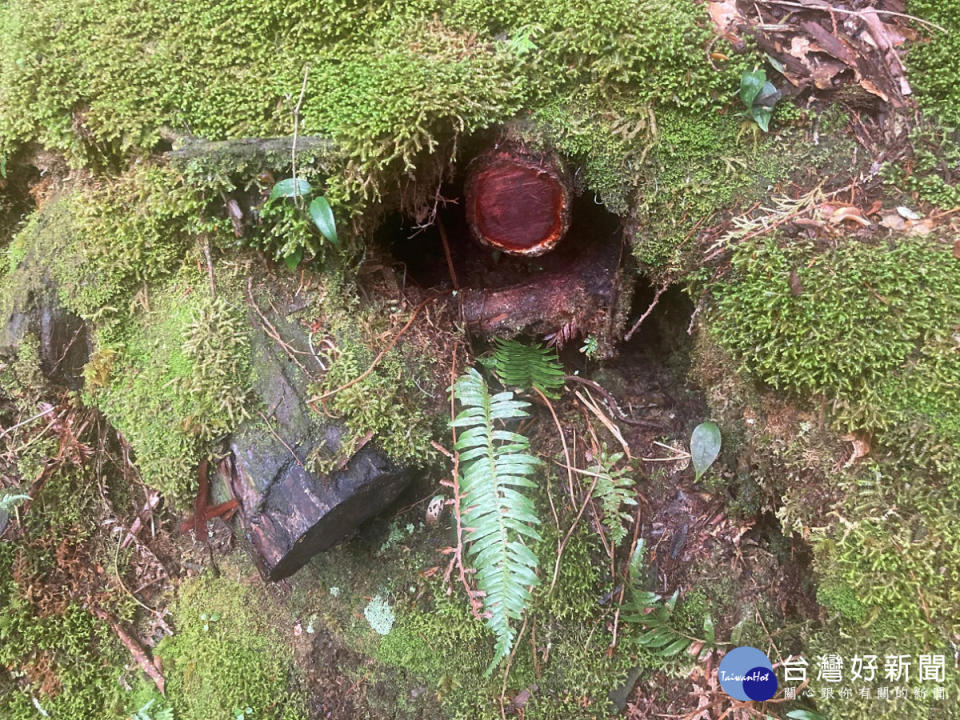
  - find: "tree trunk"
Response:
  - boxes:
[464,146,572,256]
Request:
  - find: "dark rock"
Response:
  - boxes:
[0,262,91,389]
[228,296,411,581]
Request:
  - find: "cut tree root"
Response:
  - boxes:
[461,235,622,340]
[464,145,571,256]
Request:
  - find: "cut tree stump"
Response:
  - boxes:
[225,290,411,581]
[464,147,571,256]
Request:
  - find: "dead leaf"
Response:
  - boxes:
[953,238,960,259]
[897,206,922,220]
[841,431,871,468]
[708,0,742,38]
[880,212,907,231]
[906,218,935,236]
[789,269,804,296]
[825,204,872,227]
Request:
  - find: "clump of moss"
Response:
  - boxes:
[811,462,959,644]
[155,570,307,720]
[0,0,761,225]
[710,236,960,486]
[713,238,958,396]
[309,285,442,470]
[0,463,131,720]
[882,123,960,210]
[368,524,648,720]
[906,1,960,126]
[90,269,252,505]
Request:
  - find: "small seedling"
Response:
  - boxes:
[266,178,338,269]
[579,336,599,358]
[132,698,172,720]
[739,68,780,132]
[199,612,220,632]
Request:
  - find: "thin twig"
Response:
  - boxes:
[245,277,314,379]
[548,472,601,595]
[257,410,305,469]
[441,343,484,620]
[0,406,56,442]
[564,375,666,429]
[500,613,530,707]
[291,64,310,209]
[761,0,947,32]
[203,237,216,299]
[437,217,459,291]
[533,388,574,510]
[624,282,669,342]
[574,390,631,460]
[311,296,435,403]
[92,608,165,695]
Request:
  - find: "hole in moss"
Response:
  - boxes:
[383,163,622,293]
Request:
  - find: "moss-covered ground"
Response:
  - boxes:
[1,0,959,718]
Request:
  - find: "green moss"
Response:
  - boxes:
[155,570,307,720]
[90,269,252,505]
[711,236,960,485]
[801,629,958,719]
[812,463,959,644]
[369,526,646,720]
[882,124,960,210]
[0,0,760,223]
[0,597,126,720]
[0,463,132,720]
[906,1,960,126]
[632,105,857,274]
[309,287,441,471]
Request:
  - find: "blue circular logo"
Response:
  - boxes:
[718,647,777,702]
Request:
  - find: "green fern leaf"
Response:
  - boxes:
[491,339,565,398]
[452,368,541,675]
[587,448,636,546]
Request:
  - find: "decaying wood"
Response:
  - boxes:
[464,146,572,256]
[164,133,335,168]
[92,608,165,695]
[461,236,621,339]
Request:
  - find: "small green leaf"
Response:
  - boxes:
[787,711,828,720]
[268,177,311,202]
[283,245,303,271]
[729,617,746,645]
[691,422,721,480]
[703,615,715,645]
[657,638,691,657]
[756,81,780,107]
[665,588,680,612]
[739,69,766,108]
[309,196,338,245]
[638,628,676,647]
[751,106,773,132]
[628,539,645,580]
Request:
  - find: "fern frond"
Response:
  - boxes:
[491,339,565,398]
[588,448,636,546]
[452,368,541,674]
